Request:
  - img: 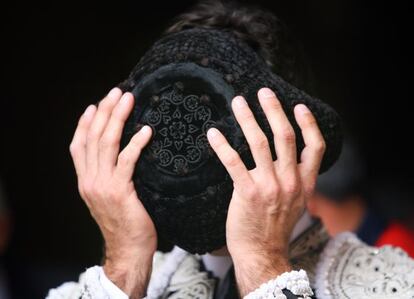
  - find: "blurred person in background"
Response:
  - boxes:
[0,180,11,299]
[370,178,414,257]
[308,139,414,257]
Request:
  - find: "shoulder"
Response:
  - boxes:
[315,232,414,299]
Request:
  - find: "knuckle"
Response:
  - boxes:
[270,100,283,112]
[252,134,269,150]
[244,186,258,199]
[224,151,240,168]
[118,151,132,166]
[91,181,106,199]
[304,114,318,127]
[69,142,79,155]
[215,141,226,152]
[107,188,121,201]
[99,133,116,148]
[279,127,295,143]
[112,108,127,122]
[284,179,300,195]
[262,182,279,198]
[87,129,99,143]
[314,139,326,154]
[244,112,257,124]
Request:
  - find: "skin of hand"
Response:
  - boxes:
[207,87,326,296]
[69,88,156,298]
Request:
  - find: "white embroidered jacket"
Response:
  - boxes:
[46,226,414,299]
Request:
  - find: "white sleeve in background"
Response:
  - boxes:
[99,267,129,299]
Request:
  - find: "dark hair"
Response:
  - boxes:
[165,0,312,91]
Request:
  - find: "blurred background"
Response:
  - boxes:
[1,0,412,298]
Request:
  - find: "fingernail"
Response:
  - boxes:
[295,104,310,115]
[233,96,247,108]
[259,87,275,98]
[141,125,152,134]
[107,87,119,98]
[84,105,95,117]
[207,128,219,139]
[120,93,130,105]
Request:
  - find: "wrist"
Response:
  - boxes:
[105,242,156,264]
[103,249,154,299]
[232,252,292,297]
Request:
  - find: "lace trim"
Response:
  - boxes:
[80,266,111,299]
[46,266,111,299]
[244,270,314,299]
[146,246,189,299]
[46,282,82,299]
[315,232,414,299]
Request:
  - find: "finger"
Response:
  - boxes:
[294,104,326,194]
[115,125,153,180]
[207,128,252,187]
[86,87,122,175]
[258,88,297,176]
[69,105,97,177]
[99,92,134,174]
[231,96,274,173]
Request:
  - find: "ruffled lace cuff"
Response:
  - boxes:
[46,266,129,299]
[99,267,129,299]
[244,270,313,299]
[79,266,112,298]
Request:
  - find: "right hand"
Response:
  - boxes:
[69,87,155,297]
[207,88,326,296]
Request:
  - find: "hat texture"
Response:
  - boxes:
[120,28,342,253]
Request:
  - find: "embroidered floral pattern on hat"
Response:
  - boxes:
[143,86,217,175]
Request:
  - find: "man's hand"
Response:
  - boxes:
[207,88,326,296]
[69,88,156,298]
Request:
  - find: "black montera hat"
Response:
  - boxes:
[120,28,342,254]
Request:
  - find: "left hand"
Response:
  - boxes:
[207,87,326,296]
[69,88,156,298]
